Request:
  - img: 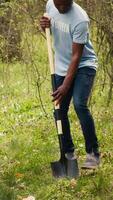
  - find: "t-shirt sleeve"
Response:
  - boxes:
[72,21,89,44]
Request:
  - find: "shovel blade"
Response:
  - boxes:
[51,158,79,179]
[51,161,67,178]
[67,158,79,179]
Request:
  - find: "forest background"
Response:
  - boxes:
[0,0,113,199]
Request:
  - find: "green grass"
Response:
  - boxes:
[0,36,113,200]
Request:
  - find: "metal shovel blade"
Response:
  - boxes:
[66,158,79,178]
[51,157,79,179]
[51,160,67,178]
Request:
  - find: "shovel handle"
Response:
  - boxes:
[44,13,60,110]
[44,13,64,140]
[44,13,54,75]
[44,14,58,106]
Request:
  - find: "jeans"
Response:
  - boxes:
[54,67,99,157]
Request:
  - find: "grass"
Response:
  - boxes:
[0,36,113,200]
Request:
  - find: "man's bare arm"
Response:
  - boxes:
[52,43,84,104]
[63,42,84,88]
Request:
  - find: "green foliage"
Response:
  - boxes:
[0,35,113,199]
[0,0,113,199]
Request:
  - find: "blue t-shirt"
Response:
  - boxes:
[46,0,98,76]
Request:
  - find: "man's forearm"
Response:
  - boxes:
[63,56,80,89]
[52,43,84,105]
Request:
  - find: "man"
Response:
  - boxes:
[40,0,100,169]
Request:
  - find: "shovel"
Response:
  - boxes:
[44,13,79,179]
